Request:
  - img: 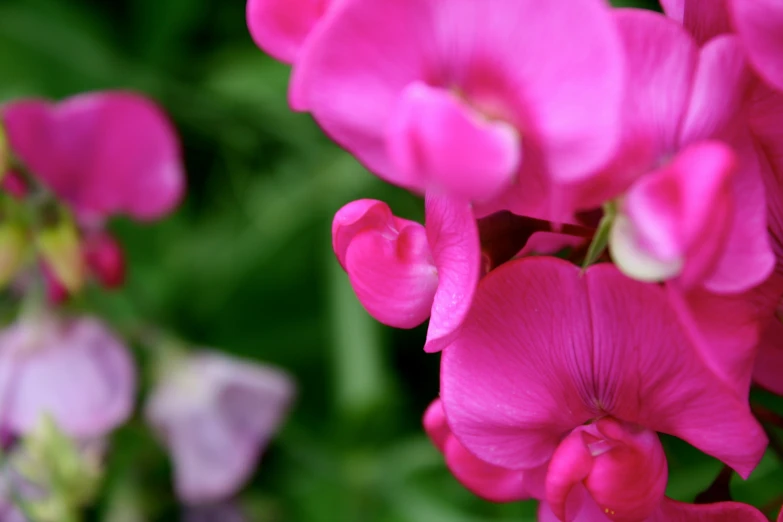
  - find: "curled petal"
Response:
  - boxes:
[754,313,783,396]
[660,0,732,45]
[423,193,480,352]
[2,92,184,221]
[387,82,521,201]
[333,199,438,329]
[613,142,735,286]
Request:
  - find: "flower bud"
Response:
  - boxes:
[84,232,125,289]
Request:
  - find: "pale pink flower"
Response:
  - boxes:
[441,257,766,519]
[145,351,294,504]
[332,193,479,353]
[292,0,625,216]
[2,91,184,222]
[0,316,135,438]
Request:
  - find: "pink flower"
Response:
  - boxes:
[661,0,783,92]
[246,0,331,65]
[0,316,135,438]
[575,10,775,294]
[145,351,294,504]
[332,193,480,352]
[423,399,546,503]
[441,257,766,519]
[2,91,184,223]
[292,0,625,216]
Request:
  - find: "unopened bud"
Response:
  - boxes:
[84,232,125,289]
[0,222,27,288]
[36,214,85,293]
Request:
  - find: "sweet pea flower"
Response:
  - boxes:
[2,91,184,223]
[423,399,546,503]
[145,350,294,504]
[441,257,767,520]
[293,0,625,217]
[246,0,331,65]
[572,9,774,294]
[0,316,135,439]
[332,193,479,353]
[661,0,783,92]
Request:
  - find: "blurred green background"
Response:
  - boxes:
[1,0,781,520]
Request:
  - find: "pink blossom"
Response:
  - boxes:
[332,193,480,352]
[292,0,625,216]
[441,257,766,519]
[661,0,783,92]
[423,399,546,503]
[246,0,331,65]
[2,91,184,222]
[576,10,774,294]
[0,316,135,438]
[145,351,294,504]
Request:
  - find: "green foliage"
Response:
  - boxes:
[1,0,780,520]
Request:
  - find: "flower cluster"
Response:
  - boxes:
[0,91,295,518]
[249,0,783,520]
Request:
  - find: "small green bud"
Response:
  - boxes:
[0,221,28,288]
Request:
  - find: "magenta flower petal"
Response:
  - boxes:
[729,0,783,92]
[2,92,184,221]
[546,420,667,522]
[423,193,480,353]
[335,200,438,329]
[387,82,521,201]
[423,399,543,503]
[613,141,735,286]
[700,135,775,294]
[565,9,698,211]
[0,317,134,438]
[246,0,329,64]
[660,0,732,45]
[441,257,766,478]
[295,0,624,206]
[680,36,752,145]
[652,498,769,521]
[666,273,783,399]
[146,351,294,504]
[754,312,783,395]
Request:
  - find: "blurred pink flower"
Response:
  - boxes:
[246,0,331,65]
[661,0,783,92]
[440,257,766,519]
[292,0,625,217]
[0,316,135,438]
[145,351,294,504]
[2,91,184,223]
[332,193,480,353]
